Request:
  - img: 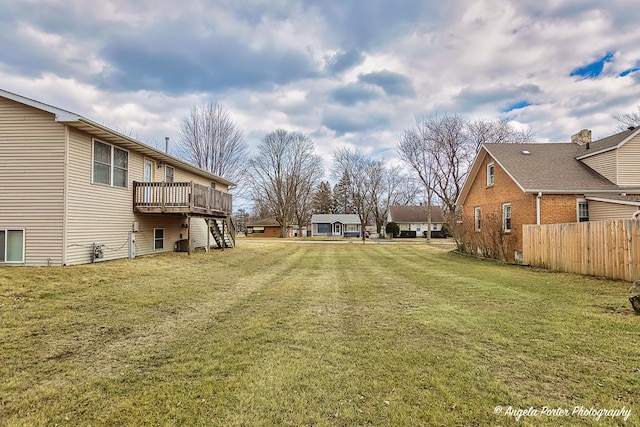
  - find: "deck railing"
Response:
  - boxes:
[133,181,232,216]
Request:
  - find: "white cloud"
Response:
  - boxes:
[1,0,640,177]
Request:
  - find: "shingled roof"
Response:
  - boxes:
[575,127,640,159]
[389,205,445,223]
[483,143,620,193]
[247,218,281,227]
[457,127,640,206]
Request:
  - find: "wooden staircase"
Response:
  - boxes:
[209,217,236,249]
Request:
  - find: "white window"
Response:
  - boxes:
[165,165,175,183]
[0,229,25,263]
[154,228,164,250]
[474,207,481,231]
[502,203,512,232]
[486,162,494,186]
[93,140,128,188]
[577,201,589,222]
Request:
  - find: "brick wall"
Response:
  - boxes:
[539,195,580,224]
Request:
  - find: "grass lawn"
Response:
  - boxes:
[1,241,638,426]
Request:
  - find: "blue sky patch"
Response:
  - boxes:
[502,100,532,113]
[620,66,640,77]
[570,52,614,79]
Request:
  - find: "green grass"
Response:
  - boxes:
[1,242,638,426]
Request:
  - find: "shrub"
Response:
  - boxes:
[385,222,399,237]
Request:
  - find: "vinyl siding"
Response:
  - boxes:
[617,134,640,186]
[588,201,640,221]
[581,149,617,184]
[0,97,65,266]
[65,128,219,264]
[66,127,140,264]
[173,167,229,192]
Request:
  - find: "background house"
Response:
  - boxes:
[0,89,235,266]
[246,219,282,237]
[387,205,446,237]
[456,128,640,260]
[310,214,361,237]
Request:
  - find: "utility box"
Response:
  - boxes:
[128,232,136,259]
[175,239,189,252]
[92,243,104,262]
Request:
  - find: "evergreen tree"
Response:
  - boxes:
[333,171,354,214]
[311,181,334,214]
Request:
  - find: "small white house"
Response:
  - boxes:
[387,205,445,236]
[310,214,362,237]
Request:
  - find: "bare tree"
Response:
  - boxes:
[397,120,440,241]
[428,114,471,216]
[391,173,421,206]
[399,114,534,220]
[247,129,322,238]
[467,118,534,150]
[367,160,386,234]
[293,162,324,238]
[376,169,421,235]
[615,105,640,131]
[332,147,374,243]
[178,102,247,186]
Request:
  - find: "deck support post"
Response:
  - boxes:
[187,215,192,255]
[221,219,225,251]
[206,218,210,253]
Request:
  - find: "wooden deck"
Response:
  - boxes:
[133,181,232,217]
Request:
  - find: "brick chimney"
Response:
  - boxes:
[571,129,591,145]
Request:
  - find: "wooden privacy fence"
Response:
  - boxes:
[522,219,640,282]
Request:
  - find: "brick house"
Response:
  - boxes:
[456,128,640,260]
[246,218,282,238]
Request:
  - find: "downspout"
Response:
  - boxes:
[632,210,640,220]
[536,192,542,225]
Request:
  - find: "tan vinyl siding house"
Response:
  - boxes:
[580,149,617,184]
[617,133,640,186]
[0,89,235,266]
[0,96,66,265]
[588,199,640,221]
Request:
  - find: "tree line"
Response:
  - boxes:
[174,101,639,240]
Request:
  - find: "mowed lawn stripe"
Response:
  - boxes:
[1,241,638,426]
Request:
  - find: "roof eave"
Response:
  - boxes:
[64,117,236,187]
[455,148,486,206]
[585,196,640,206]
[523,188,630,194]
[1,88,236,188]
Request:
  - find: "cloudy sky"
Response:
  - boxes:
[2,0,640,175]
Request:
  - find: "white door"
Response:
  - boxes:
[334,223,342,236]
[143,159,154,202]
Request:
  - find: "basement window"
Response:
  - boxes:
[0,229,25,263]
[154,228,164,250]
